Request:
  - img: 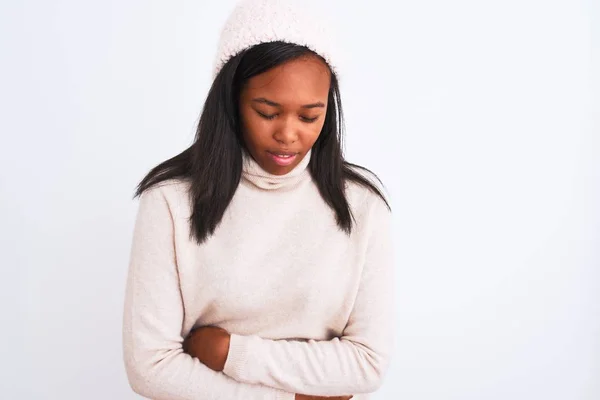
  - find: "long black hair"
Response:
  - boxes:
[135,41,390,244]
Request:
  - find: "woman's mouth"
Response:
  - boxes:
[267,151,299,166]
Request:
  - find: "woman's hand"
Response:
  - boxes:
[182,326,231,372]
[295,395,353,400]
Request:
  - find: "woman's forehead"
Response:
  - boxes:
[242,58,330,104]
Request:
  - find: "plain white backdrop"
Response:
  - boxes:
[1,0,598,399]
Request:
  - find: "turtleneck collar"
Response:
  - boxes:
[242,149,312,190]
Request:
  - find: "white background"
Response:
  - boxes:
[1,0,598,399]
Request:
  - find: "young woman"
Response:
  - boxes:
[122,1,395,399]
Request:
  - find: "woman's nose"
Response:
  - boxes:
[273,116,299,145]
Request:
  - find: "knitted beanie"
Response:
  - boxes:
[212,0,338,78]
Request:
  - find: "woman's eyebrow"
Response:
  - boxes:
[252,97,325,109]
[301,102,325,109]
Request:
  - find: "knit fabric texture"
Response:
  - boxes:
[122,154,395,400]
[241,148,312,191]
[213,0,338,78]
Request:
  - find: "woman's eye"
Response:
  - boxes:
[257,111,277,120]
[256,111,318,123]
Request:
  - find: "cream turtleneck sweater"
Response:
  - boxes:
[122,149,395,400]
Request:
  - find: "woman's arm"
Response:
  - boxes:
[122,185,293,400]
[181,326,354,400]
[219,196,396,396]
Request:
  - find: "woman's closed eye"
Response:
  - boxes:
[256,111,319,123]
[300,115,319,123]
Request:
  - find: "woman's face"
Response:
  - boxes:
[239,56,331,175]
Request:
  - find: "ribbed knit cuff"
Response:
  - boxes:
[224,334,295,400]
[223,333,252,381]
[274,390,295,400]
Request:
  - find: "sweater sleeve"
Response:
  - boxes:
[122,185,294,400]
[222,194,396,396]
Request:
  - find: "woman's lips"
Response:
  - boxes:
[267,151,298,166]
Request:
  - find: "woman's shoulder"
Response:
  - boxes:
[139,177,189,197]
[137,178,192,215]
[344,163,391,218]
